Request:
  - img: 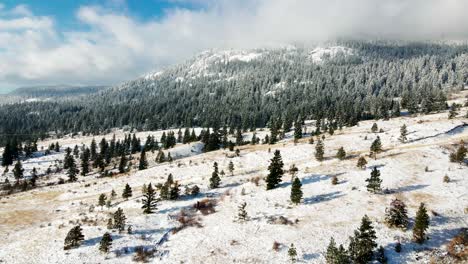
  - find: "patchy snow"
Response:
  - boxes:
[143,71,164,81]
[309,46,353,63]
[0,106,467,263]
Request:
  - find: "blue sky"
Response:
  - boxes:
[0,0,467,92]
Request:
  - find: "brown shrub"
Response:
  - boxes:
[172,209,202,234]
[272,241,281,252]
[194,199,217,215]
[250,176,261,186]
[133,246,155,262]
[447,228,468,260]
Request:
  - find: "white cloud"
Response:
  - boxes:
[1,0,468,88]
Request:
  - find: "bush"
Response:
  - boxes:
[194,199,217,215]
[447,228,468,260]
[133,246,155,262]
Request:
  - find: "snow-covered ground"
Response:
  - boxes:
[0,103,467,263]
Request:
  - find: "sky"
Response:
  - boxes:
[1,0,468,91]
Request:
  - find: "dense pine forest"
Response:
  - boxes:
[1,41,467,146]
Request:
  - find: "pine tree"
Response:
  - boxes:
[357,157,367,169]
[288,243,297,262]
[142,183,158,214]
[366,167,382,194]
[122,183,132,199]
[376,246,387,263]
[30,167,38,186]
[209,162,221,189]
[64,225,84,250]
[67,156,79,182]
[118,154,127,173]
[98,193,107,209]
[13,160,24,181]
[348,215,377,263]
[294,121,302,141]
[449,140,467,163]
[315,138,325,162]
[399,124,408,143]
[99,232,112,253]
[385,198,409,229]
[1,142,13,166]
[139,150,148,170]
[228,161,234,176]
[169,181,180,200]
[237,202,248,222]
[90,138,97,161]
[413,203,430,243]
[266,150,284,190]
[336,147,346,160]
[113,208,126,233]
[81,148,90,176]
[290,177,303,204]
[371,123,378,133]
[326,237,350,264]
[107,218,113,230]
[370,136,382,159]
[110,189,117,199]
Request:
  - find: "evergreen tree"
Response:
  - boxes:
[449,140,467,163]
[413,203,430,243]
[371,123,378,133]
[228,161,234,176]
[106,218,113,230]
[209,162,221,189]
[266,150,284,190]
[169,181,180,200]
[366,167,382,193]
[13,160,24,181]
[448,103,458,119]
[385,198,409,229]
[315,138,325,162]
[294,122,302,141]
[90,138,97,161]
[357,157,367,169]
[67,156,79,182]
[118,154,127,173]
[336,147,346,160]
[139,150,148,170]
[64,225,84,250]
[81,148,90,176]
[290,177,303,204]
[399,124,408,143]
[98,193,107,209]
[142,183,158,214]
[1,141,14,166]
[122,183,132,199]
[326,237,350,264]
[370,136,382,159]
[348,215,377,263]
[110,189,117,199]
[30,167,38,186]
[237,202,248,222]
[376,246,387,264]
[288,244,298,262]
[99,232,113,253]
[113,208,126,233]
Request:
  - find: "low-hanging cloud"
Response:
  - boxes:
[0,0,468,88]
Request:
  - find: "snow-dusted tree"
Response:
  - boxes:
[366,167,382,193]
[209,162,221,189]
[399,124,408,143]
[122,183,132,199]
[228,161,235,176]
[169,181,180,200]
[266,150,284,190]
[370,136,382,159]
[64,225,84,250]
[106,218,113,230]
[288,243,298,262]
[113,208,126,233]
[371,123,378,133]
[348,215,377,263]
[142,183,158,214]
[99,232,112,253]
[315,139,325,162]
[357,157,367,169]
[385,198,409,229]
[376,246,387,263]
[413,203,430,243]
[290,177,303,204]
[237,202,248,222]
[98,193,107,209]
[336,147,346,160]
[326,237,349,264]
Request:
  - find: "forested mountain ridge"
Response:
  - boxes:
[0,41,467,145]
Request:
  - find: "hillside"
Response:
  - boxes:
[0,92,467,263]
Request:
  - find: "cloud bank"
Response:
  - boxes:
[1,0,468,88]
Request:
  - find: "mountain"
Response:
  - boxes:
[8,85,108,98]
[0,41,467,144]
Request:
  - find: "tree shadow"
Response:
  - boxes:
[302,252,320,261]
[390,184,429,193]
[303,191,344,205]
[83,234,123,247]
[278,174,331,188]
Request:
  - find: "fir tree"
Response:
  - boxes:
[376,246,387,264]
[142,183,158,214]
[110,189,117,199]
[90,138,97,161]
[122,183,132,199]
[209,162,221,189]
[118,154,127,173]
[64,225,84,250]
[139,150,148,170]
[99,232,113,253]
[237,202,248,222]
[107,218,113,230]
[348,215,377,263]
[266,150,284,190]
[315,138,325,162]
[98,193,107,209]
[81,148,90,176]
[399,124,408,143]
[294,121,302,141]
[413,203,430,243]
[326,237,350,264]
[67,156,79,182]
[290,177,303,204]
[30,167,38,187]
[449,140,467,163]
[228,161,234,176]
[288,244,298,262]
[113,208,126,233]
[357,157,367,169]
[385,198,409,229]
[169,181,180,200]
[366,167,382,194]
[336,147,346,160]
[370,136,382,159]
[371,123,378,133]
[13,160,24,181]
